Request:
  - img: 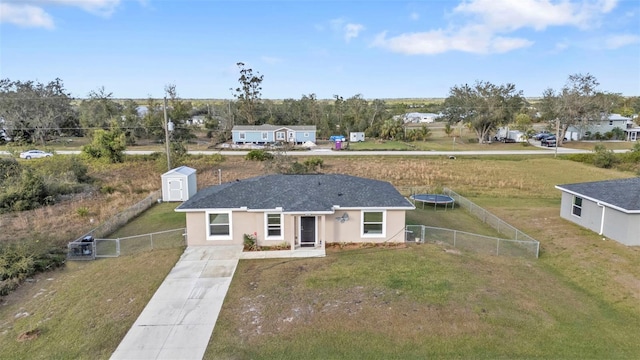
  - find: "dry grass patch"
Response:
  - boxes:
[0,248,183,359]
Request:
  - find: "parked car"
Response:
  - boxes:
[541,136,557,147]
[19,150,53,159]
[329,135,346,142]
[533,132,552,141]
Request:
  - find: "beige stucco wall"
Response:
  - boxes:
[184,209,408,246]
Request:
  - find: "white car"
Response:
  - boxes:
[19,150,53,159]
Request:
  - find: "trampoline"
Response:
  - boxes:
[410,194,455,210]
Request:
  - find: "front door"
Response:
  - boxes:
[300,216,316,247]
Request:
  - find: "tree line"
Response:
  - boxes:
[1,66,639,150]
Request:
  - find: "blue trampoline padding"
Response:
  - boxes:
[410,194,455,204]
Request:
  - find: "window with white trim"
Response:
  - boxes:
[207,212,232,240]
[261,132,268,140]
[239,132,246,140]
[304,132,309,137]
[572,196,582,217]
[276,131,285,140]
[265,213,283,239]
[362,210,385,236]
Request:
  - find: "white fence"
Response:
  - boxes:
[405,225,539,259]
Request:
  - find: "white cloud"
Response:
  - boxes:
[373,0,620,55]
[40,0,121,17]
[0,3,55,29]
[410,12,420,21]
[329,18,365,42]
[372,26,533,55]
[0,0,136,28]
[344,23,364,42]
[604,34,640,49]
[453,0,618,31]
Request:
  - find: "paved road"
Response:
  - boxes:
[1,143,631,158]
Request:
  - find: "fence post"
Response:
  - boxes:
[150,233,154,250]
[496,239,500,256]
[453,230,457,247]
[116,239,121,257]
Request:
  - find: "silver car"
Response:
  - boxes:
[19,150,53,159]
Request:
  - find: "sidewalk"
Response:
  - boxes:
[111,245,242,360]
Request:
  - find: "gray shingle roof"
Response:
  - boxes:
[176,174,414,213]
[232,125,316,131]
[556,177,640,212]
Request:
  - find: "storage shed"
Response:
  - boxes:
[350,132,365,142]
[161,166,197,202]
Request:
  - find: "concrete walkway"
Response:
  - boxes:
[111,245,242,360]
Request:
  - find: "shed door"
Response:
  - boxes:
[168,179,183,200]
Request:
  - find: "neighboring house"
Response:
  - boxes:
[555,178,640,246]
[566,114,632,140]
[231,124,316,145]
[625,127,640,141]
[175,174,415,250]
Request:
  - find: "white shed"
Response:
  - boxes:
[161,166,197,202]
[350,132,365,142]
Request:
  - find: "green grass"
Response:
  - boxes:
[206,245,640,359]
[0,248,183,360]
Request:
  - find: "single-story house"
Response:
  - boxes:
[175,174,415,249]
[555,178,640,246]
[231,124,316,145]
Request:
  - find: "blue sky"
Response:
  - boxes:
[1,0,639,99]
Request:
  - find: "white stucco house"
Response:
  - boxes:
[175,174,415,252]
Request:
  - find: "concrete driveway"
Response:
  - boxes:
[111,245,242,360]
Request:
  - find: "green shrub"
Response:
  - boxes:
[563,153,594,163]
[245,149,273,161]
[303,157,324,172]
[593,144,617,169]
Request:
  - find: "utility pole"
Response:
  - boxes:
[554,118,559,158]
[163,96,171,170]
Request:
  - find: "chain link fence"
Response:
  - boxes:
[405,225,539,258]
[443,188,539,244]
[68,228,186,260]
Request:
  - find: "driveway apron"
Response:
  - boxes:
[111,245,242,360]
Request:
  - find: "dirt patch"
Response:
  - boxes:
[16,328,40,342]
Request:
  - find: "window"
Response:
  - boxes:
[572,196,582,217]
[239,132,246,140]
[265,213,283,239]
[207,212,231,240]
[304,132,309,137]
[261,132,268,140]
[609,120,613,126]
[362,210,385,237]
[276,131,285,140]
